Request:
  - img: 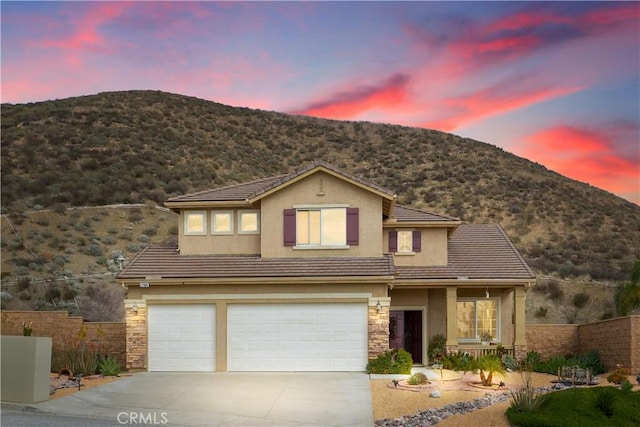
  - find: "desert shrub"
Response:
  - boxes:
[427,333,446,361]
[594,387,616,417]
[138,234,150,243]
[86,244,103,257]
[607,366,631,385]
[45,285,61,303]
[366,349,413,374]
[127,208,143,223]
[547,280,564,301]
[126,242,139,252]
[620,380,633,393]
[442,351,474,372]
[407,372,429,385]
[534,306,548,318]
[17,276,31,291]
[107,226,118,235]
[509,370,548,414]
[142,226,157,236]
[51,332,101,376]
[97,355,122,376]
[102,236,117,245]
[76,282,125,322]
[19,291,31,301]
[502,354,518,371]
[573,292,590,308]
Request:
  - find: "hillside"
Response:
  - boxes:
[2,90,639,284]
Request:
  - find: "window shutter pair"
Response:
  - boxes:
[388,230,422,252]
[283,208,359,246]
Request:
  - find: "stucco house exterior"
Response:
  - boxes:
[118,161,535,372]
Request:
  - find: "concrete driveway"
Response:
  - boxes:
[29,372,373,426]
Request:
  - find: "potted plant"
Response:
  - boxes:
[480,331,492,345]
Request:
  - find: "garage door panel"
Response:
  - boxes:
[148,304,215,372]
[228,303,367,372]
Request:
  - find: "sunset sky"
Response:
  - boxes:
[2,1,639,204]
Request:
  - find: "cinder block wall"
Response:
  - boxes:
[525,324,579,359]
[1,311,126,368]
[578,316,639,372]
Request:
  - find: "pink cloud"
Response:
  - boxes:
[518,126,639,203]
[288,73,411,120]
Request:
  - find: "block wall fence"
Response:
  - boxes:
[526,315,639,372]
[1,311,126,368]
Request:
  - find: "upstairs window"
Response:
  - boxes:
[238,210,260,234]
[184,211,206,235]
[211,211,233,235]
[389,230,421,254]
[284,207,358,248]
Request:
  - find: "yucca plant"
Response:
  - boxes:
[98,355,122,377]
[510,370,548,413]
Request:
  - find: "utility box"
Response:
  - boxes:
[1,336,52,403]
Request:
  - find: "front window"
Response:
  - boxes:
[238,210,260,234]
[296,208,346,246]
[457,299,498,342]
[184,211,206,235]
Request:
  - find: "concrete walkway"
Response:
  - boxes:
[24,372,374,426]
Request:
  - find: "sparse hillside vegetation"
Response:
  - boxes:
[1,90,639,290]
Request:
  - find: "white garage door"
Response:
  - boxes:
[227,303,367,371]
[148,304,215,372]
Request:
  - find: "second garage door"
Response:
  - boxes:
[227,303,368,371]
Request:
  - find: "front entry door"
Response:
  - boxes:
[389,310,423,364]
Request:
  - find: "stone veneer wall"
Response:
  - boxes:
[368,306,389,359]
[0,311,125,367]
[125,303,147,370]
[526,316,640,372]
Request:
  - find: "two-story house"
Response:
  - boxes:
[118,161,534,372]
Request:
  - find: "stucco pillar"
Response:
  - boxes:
[445,286,458,350]
[514,286,527,347]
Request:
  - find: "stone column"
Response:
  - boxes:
[368,298,390,359]
[445,286,458,353]
[125,299,146,370]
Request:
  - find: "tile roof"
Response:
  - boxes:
[166,161,395,204]
[394,224,535,280]
[117,245,395,279]
[392,204,459,222]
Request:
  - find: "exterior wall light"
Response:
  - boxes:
[132,302,138,315]
[376,300,382,313]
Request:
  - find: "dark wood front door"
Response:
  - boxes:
[404,311,422,363]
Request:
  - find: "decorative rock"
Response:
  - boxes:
[429,389,442,398]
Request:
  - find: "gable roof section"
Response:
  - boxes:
[394,224,535,280]
[166,161,395,208]
[391,204,459,223]
[117,244,395,280]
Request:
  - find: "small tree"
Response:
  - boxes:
[475,354,506,386]
[77,282,125,322]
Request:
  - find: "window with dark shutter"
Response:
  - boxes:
[412,230,421,252]
[389,230,398,252]
[283,209,296,246]
[346,208,359,245]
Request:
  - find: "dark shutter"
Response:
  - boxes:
[346,208,359,245]
[388,230,398,252]
[412,230,422,252]
[283,209,296,246]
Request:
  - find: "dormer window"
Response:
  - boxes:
[211,211,233,235]
[238,210,260,234]
[389,230,421,254]
[184,211,207,235]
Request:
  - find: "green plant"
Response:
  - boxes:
[51,329,102,376]
[441,351,474,372]
[620,380,633,393]
[407,372,428,385]
[427,333,446,361]
[594,387,616,417]
[502,354,517,371]
[366,349,412,374]
[22,321,33,336]
[480,331,493,342]
[509,370,548,413]
[97,355,121,376]
[476,354,505,386]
